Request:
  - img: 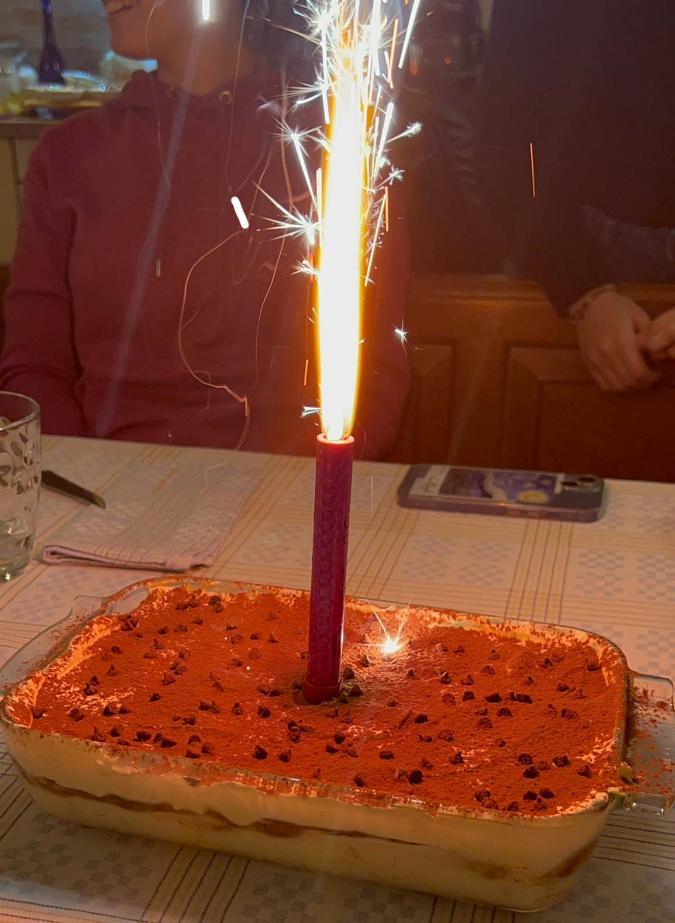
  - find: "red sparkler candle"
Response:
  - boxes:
[304,434,354,704]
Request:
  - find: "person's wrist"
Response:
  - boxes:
[568,283,618,321]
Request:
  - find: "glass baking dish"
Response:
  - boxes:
[0,577,672,913]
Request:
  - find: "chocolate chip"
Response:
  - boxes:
[437,729,454,742]
[249,648,261,660]
[557,683,571,692]
[257,684,282,698]
[212,603,224,613]
[418,734,433,743]
[135,730,152,742]
[539,788,555,799]
[506,801,520,812]
[414,713,429,724]
[31,707,45,719]
[172,664,188,675]
[523,790,537,801]
[212,680,225,693]
[102,704,117,717]
[587,661,601,672]
[553,755,570,768]
[380,750,395,760]
[406,669,416,679]
[161,673,176,686]
[343,666,355,681]
[225,623,237,631]
[494,737,507,748]
[175,601,189,611]
[231,703,244,715]
[231,657,243,667]
[497,707,513,717]
[69,708,85,722]
[325,742,339,754]
[441,692,456,705]
[152,639,164,651]
[561,708,578,719]
[353,774,365,787]
[191,618,204,625]
[474,789,491,804]
[183,716,196,726]
[185,750,200,759]
[209,595,221,607]
[525,675,535,685]
[174,624,188,633]
[118,739,130,746]
[475,707,488,716]
[534,798,548,811]
[143,652,157,660]
[512,692,533,703]
[485,692,502,703]
[349,684,363,697]
[118,705,130,715]
[517,753,533,764]
[279,750,291,763]
[460,675,474,686]
[157,626,169,635]
[201,743,214,756]
[289,728,301,743]
[253,745,267,760]
[397,710,413,729]
[187,734,201,744]
[462,691,475,701]
[489,649,500,660]
[199,700,220,713]
[453,646,465,654]
[480,664,496,675]
[578,764,592,777]
[439,671,452,685]
[450,750,464,764]
[542,658,554,669]
[111,645,123,654]
[408,769,424,784]
[109,725,121,737]
[83,683,98,697]
[257,705,271,719]
[477,716,493,729]
[334,732,346,744]
[90,729,106,742]
[523,766,539,779]
[160,738,177,748]
[345,747,358,757]
[250,632,261,640]
[266,633,279,644]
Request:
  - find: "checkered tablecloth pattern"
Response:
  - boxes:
[0,436,672,923]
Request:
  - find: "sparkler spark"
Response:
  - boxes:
[230,196,249,230]
[394,326,408,344]
[200,0,212,24]
[263,1,422,441]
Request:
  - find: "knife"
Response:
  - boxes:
[41,470,107,509]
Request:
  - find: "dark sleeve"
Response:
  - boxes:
[475,0,613,313]
[352,187,411,460]
[0,136,85,435]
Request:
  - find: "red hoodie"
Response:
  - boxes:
[0,70,410,458]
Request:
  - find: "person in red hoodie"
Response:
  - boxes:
[0,0,410,457]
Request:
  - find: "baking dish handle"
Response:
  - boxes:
[0,595,105,699]
[619,672,674,815]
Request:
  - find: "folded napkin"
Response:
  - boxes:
[42,458,263,571]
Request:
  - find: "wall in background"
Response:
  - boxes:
[0,1,108,75]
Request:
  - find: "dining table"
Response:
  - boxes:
[0,435,672,923]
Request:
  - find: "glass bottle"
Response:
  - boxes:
[38,0,66,85]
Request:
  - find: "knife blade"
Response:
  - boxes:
[41,470,107,509]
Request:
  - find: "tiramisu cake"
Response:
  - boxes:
[1,582,633,911]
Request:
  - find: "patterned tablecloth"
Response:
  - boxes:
[0,436,672,923]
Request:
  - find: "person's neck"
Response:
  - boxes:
[157,31,255,97]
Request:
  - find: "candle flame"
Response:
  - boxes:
[316,34,366,441]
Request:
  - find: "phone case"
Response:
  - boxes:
[398,465,606,522]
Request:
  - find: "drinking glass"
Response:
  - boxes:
[0,393,41,580]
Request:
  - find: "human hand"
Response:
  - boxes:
[574,290,661,391]
[638,307,675,361]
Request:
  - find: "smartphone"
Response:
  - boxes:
[397,464,605,522]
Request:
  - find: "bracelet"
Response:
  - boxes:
[568,283,618,320]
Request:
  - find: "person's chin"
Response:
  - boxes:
[109,34,151,60]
